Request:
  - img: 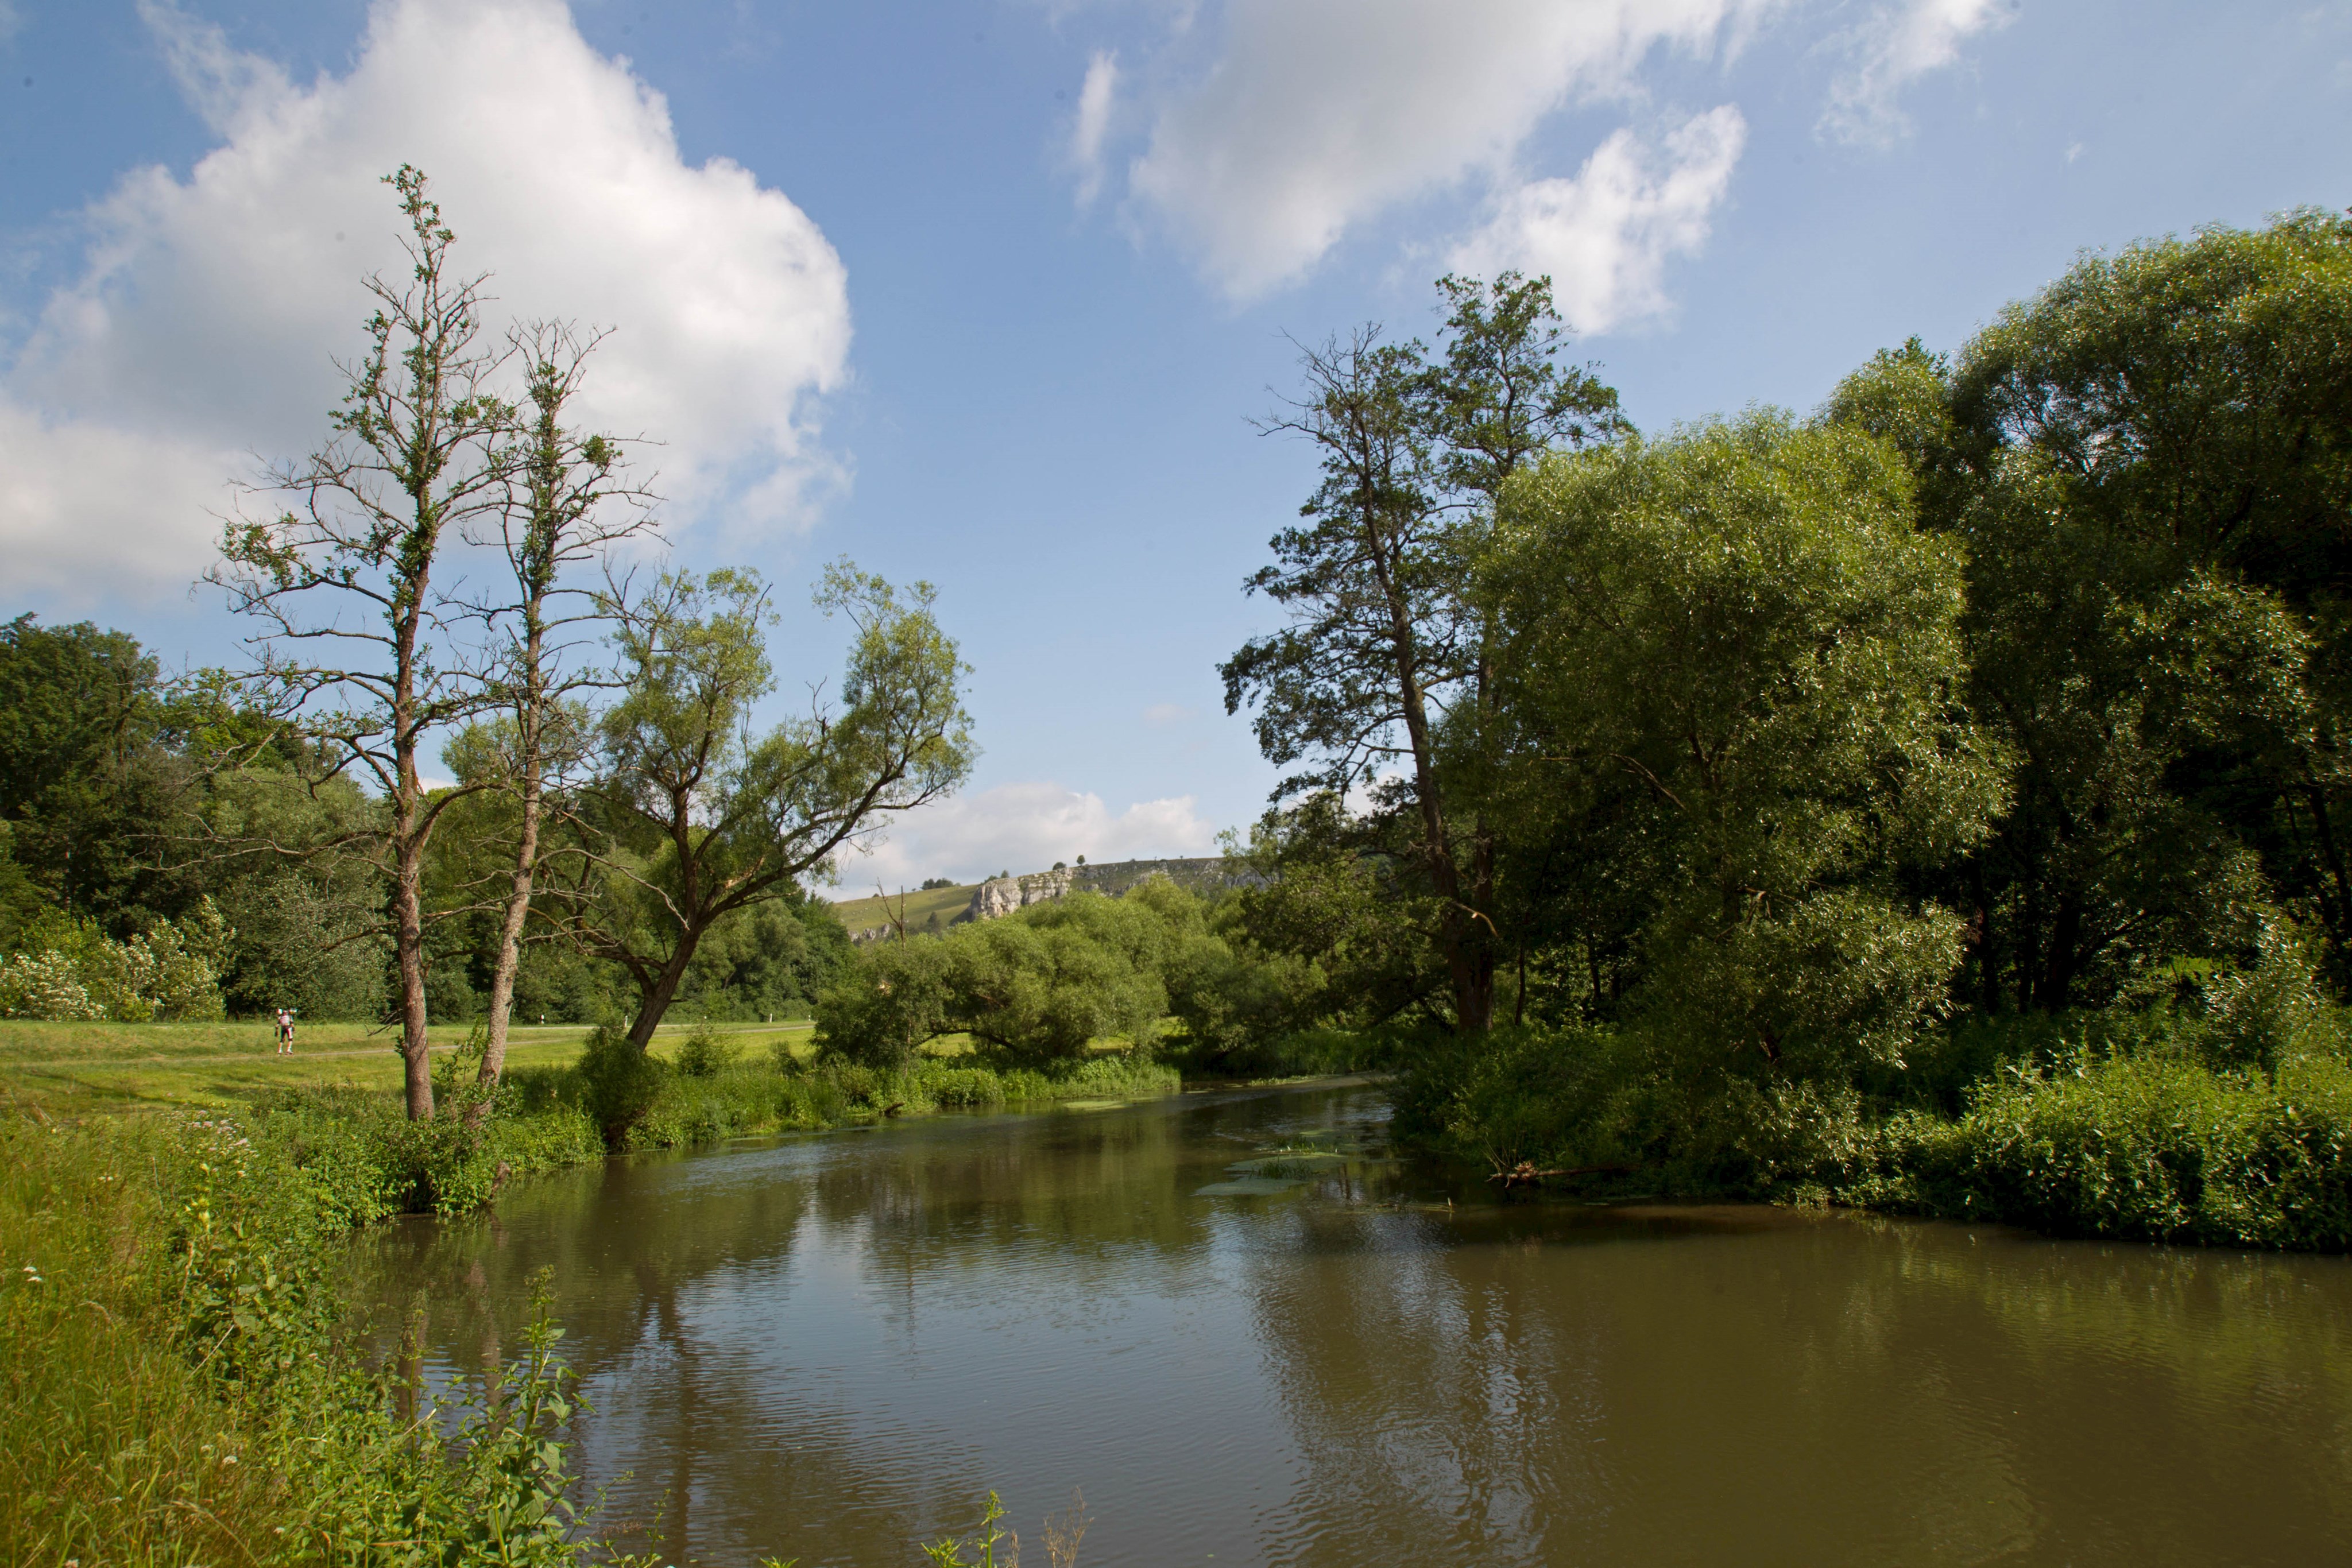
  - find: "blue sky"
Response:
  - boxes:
[4,0,2349,887]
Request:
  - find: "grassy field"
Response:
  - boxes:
[0,1017,814,1114]
[828,880,978,938]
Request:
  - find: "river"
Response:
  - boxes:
[353,1081,2352,1566]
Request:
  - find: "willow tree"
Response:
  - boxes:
[1480,413,2009,1094]
[548,564,973,1048]
[213,167,505,1120]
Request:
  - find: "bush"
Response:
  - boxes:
[577,1024,668,1146]
[675,1021,740,1078]
[1847,1052,2352,1249]
[0,902,231,1021]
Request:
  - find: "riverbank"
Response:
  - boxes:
[0,1017,815,1113]
[0,1023,1182,1565]
[1389,1006,2352,1252]
[0,1104,634,1565]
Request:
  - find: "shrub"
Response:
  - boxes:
[576,1024,668,1146]
[1851,1052,2352,1249]
[676,1020,739,1078]
[0,902,231,1021]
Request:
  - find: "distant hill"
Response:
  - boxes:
[825,881,980,941]
[827,857,1256,942]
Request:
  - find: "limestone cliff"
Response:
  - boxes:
[963,868,1076,920]
[956,857,1262,925]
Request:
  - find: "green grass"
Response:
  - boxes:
[827,881,979,938]
[0,1018,814,1115]
[1,1101,637,1564]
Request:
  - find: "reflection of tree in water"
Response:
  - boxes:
[344,1091,1367,1563]
[1242,1203,2352,1565]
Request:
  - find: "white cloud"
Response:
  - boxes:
[832,780,1218,888]
[1070,49,1120,206]
[1,0,850,602]
[1446,105,1746,334]
[1120,0,1773,299]
[1142,701,1197,726]
[0,3,26,48]
[1820,0,2013,147]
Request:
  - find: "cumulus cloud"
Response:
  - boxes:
[1120,0,1771,299]
[1820,0,2013,146]
[832,781,1218,888]
[1446,105,1746,334]
[2,0,850,601]
[1070,49,1120,206]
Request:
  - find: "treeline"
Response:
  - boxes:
[1178,214,2352,1245]
[0,169,973,1125]
[0,614,855,1027]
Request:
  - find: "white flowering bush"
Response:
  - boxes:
[0,948,104,1020]
[0,901,231,1021]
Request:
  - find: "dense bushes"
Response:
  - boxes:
[1394,956,2352,1250]
[0,901,232,1021]
[816,877,1334,1074]
[605,1048,1180,1151]
[1842,1047,2352,1249]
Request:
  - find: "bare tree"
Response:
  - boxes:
[448,322,658,1096]
[212,166,508,1119]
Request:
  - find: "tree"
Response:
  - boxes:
[450,321,655,1091]
[1827,215,2352,1005]
[550,564,973,1048]
[212,167,508,1119]
[1221,272,1620,1033]
[815,884,1191,1068]
[0,616,192,930]
[1479,413,2007,1098]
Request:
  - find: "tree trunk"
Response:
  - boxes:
[476,766,540,1097]
[624,931,705,1051]
[393,813,435,1121]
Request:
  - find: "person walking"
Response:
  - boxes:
[274,1007,296,1056]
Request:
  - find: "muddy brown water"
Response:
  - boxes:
[353,1082,2352,1566]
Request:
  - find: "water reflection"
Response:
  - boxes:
[350,1085,2352,1567]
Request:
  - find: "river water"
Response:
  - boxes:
[354,1081,2352,1566]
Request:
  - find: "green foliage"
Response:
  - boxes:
[0,1105,617,1566]
[814,935,951,1070]
[818,889,1179,1067]
[1483,412,2004,1082]
[219,868,389,1020]
[0,901,233,1021]
[1844,211,2352,1007]
[575,1022,668,1144]
[554,563,974,1047]
[674,1019,739,1077]
[1851,1051,2352,1250]
[924,1490,1017,1567]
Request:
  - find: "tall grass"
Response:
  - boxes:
[0,1110,621,1565]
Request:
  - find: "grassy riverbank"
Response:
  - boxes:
[1,1106,628,1566]
[1,1020,1176,1563]
[0,1018,814,1114]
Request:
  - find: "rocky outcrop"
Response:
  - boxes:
[963,868,1075,922]
[956,857,1264,926]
